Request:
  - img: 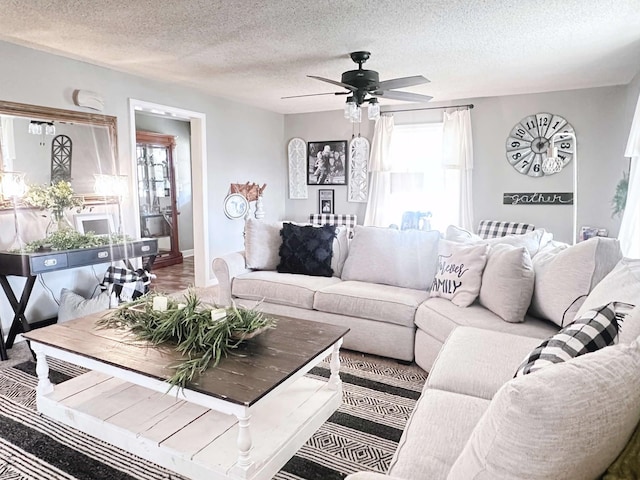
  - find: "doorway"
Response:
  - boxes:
[128,99,210,287]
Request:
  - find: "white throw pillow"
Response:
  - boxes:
[448,339,640,480]
[244,219,349,276]
[620,306,640,344]
[446,226,551,258]
[528,237,622,327]
[575,257,640,319]
[429,240,489,307]
[58,288,110,323]
[341,226,440,290]
[479,244,534,323]
[445,225,482,243]
[244,218,282,270]
[483,228,550,257]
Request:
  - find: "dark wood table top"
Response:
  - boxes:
[24,314,349,406]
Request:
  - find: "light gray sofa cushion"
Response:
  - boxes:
[529,237,622,327]
[341,226,440,290]
[389,389,489,480]
[415,297,558,345]
[314,281,429,328]
[479,244,534,323]
[427,327,541,400]
[231,271,341,309]
[448,338,640,480]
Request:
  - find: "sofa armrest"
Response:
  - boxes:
[346,473,407,480]
[212,251,250,306]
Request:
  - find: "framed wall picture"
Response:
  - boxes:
[74,213,114,236]
[307,140,347,185]
[319,189,335,214]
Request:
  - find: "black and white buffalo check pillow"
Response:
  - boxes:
[514,302,620,377]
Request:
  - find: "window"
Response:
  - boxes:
[386,123,460,231]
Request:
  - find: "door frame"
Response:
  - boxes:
[128,99,210,287]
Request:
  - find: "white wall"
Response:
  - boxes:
[284,86,631,243]
[134,113,194,253]
[0,40,284,333]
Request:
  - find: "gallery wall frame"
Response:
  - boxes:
[318,189,335,214]
[307,140,347,186]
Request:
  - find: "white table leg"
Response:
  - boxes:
[233,407,254,477]
[329,338,343,391]
[33,343,54,396]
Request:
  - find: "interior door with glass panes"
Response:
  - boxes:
[136,131,183,268]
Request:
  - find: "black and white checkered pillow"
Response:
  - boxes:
[514,302,620,377]
[476,220,535,239]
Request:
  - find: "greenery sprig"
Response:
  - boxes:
[24,180,84,220]
[17,230,132,252]
[611,170,629,218]
[97,290,276,389]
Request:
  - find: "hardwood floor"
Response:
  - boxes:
[149,256,219,304]
[150,256,195,293]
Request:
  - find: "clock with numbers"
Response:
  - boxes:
[505,113,575,177]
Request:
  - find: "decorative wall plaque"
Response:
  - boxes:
[348,136,369,202]
[503,192,573,205]
[51,134,72,183]
[287,137,308,199]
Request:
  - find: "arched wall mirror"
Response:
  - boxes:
[0,100,119,200]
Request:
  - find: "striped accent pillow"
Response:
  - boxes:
[514,302,620,377]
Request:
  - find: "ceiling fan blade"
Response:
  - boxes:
[377,75,430,90]
[281,92,349,99]
[371,90,433,103]
[308,75,357,91]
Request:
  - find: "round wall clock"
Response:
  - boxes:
[505,113,575,177]
[223,193,249,219]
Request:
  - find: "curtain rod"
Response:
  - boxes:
[381,103,474,114]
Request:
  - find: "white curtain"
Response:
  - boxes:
[619,92,640,258]
[442,109,474,230]
[364,115,395,226]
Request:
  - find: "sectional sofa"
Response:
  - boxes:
[213,220,640,478]
[213,219,621,369]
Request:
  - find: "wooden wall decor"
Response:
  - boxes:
[503,192,573,205]
[230,182,266,202]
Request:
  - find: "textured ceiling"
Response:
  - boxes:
[1,0,640,114]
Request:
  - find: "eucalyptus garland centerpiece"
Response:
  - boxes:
[97,290,277,388]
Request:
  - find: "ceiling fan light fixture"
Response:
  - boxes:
[344,96,356,119]
[350,105,362,123]
[368,98,380,121]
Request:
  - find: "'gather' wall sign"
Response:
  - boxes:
[503,192,573,205]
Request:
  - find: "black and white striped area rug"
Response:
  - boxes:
[0,350,426,480]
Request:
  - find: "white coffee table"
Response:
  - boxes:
[25,315,348,480]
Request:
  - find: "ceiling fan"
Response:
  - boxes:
[283,51,433,119]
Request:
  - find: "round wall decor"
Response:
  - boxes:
[223,193,249,219]
[505,113,575,177]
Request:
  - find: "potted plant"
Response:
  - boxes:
[24,180,84,234]
[612,171,629,218]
